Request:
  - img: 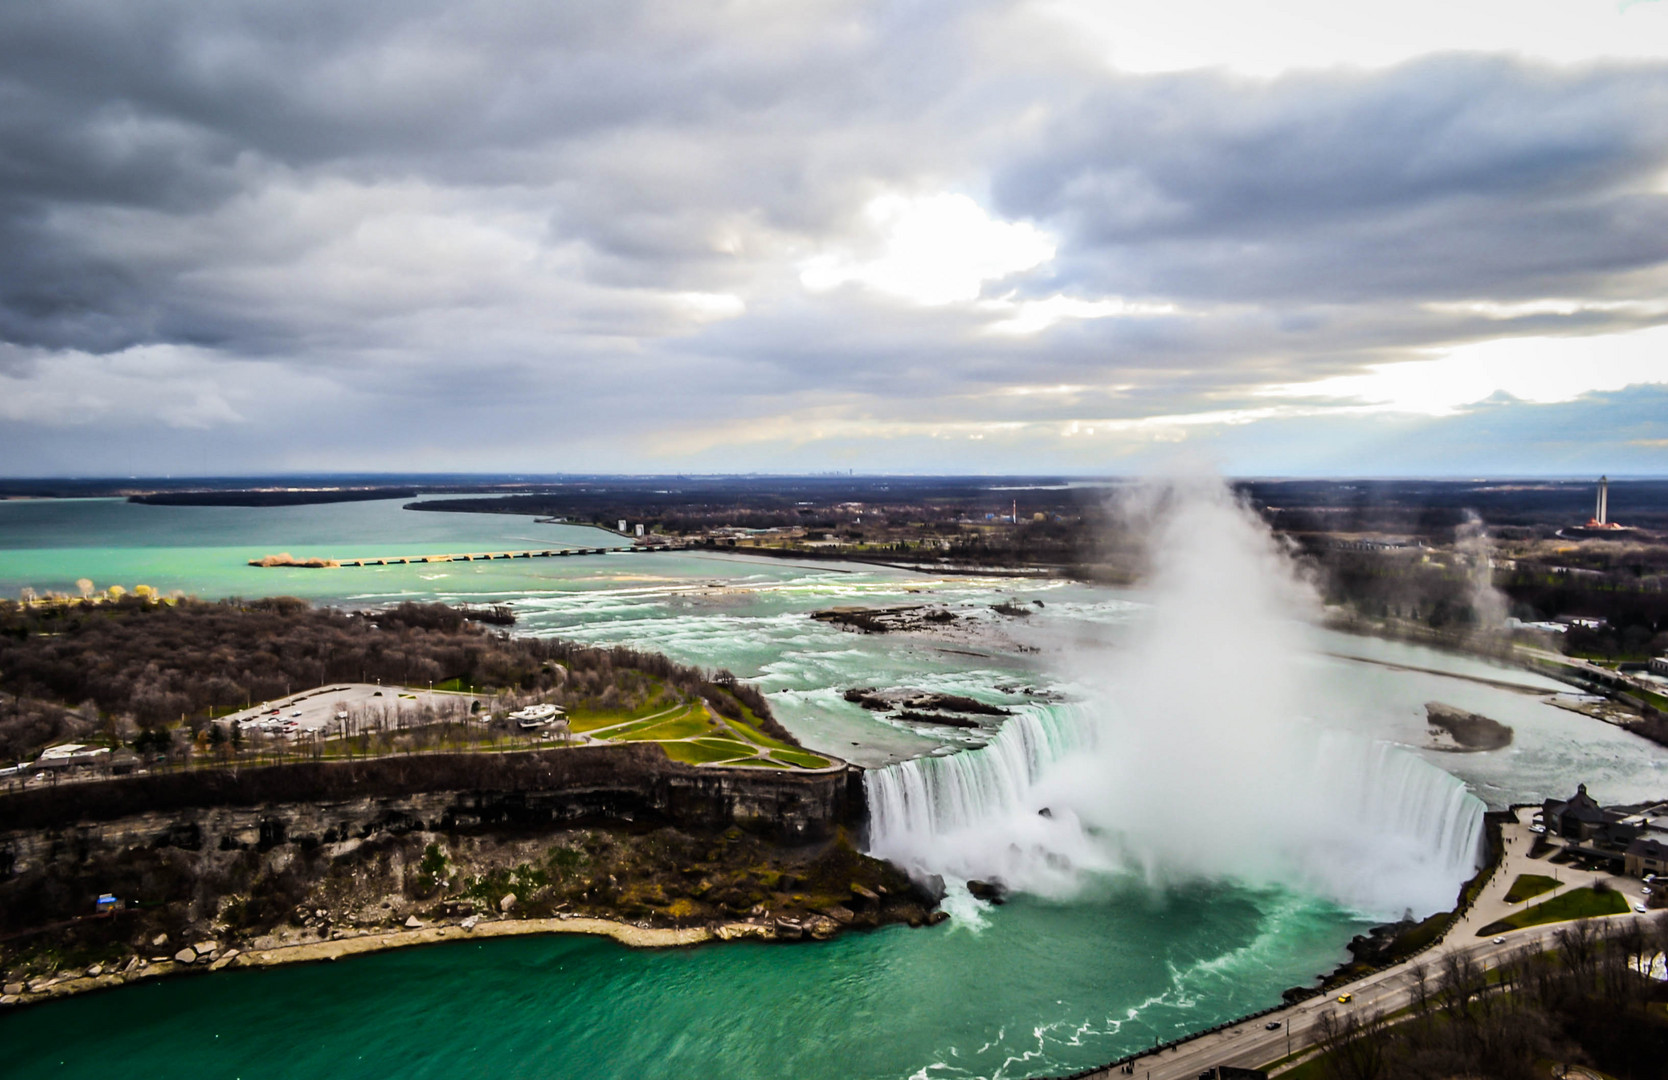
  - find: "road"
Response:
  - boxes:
[1075,807,1653,1080]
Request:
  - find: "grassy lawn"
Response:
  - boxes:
[566,692,682,733]
[714,699,800,751]
[688,737,759,758]
[769,748,833,769]
[1504,874,1560,904]
[659,739,757,765]
[1276,1054,1329,1080]
[611,710,716,742]
[1478,887,1629,935]
[433,677,481,693]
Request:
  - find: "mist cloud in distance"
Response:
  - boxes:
[865,476,1484,919]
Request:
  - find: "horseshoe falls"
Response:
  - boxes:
[865,701,1485,918]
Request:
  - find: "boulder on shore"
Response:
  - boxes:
[909,873,947,907]
[173,947,197,965]
[966,879,1008,904]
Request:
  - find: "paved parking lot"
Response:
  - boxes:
[219,683,479,738]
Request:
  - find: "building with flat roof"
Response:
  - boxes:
[1626,837,1668,879]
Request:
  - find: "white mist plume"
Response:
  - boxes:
[865,477,1483,918]
[1455,512,1509,634]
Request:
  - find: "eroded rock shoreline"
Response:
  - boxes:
[0,747,952,1010]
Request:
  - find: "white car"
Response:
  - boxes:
[1636,903,1649,913]
[1530,825,1546,834]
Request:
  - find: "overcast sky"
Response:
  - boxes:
[3,0,1667,477]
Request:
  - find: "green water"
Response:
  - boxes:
[0,887,1363,1080]
[3,496,1664,1078]
[0,495,631,600]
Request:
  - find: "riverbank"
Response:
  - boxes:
[0,770,939,1012]
[1,904,911,1009]
[2,912,704,1007]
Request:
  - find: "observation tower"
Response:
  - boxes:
[1561,476,1635,538]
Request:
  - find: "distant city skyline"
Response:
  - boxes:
[2,0,1667,477]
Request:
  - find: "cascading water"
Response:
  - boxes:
[865,703,1104,895]
[863,477,1488,919]
[864,704,1484,918]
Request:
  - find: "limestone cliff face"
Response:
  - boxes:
[0,747,906,977]
[0,744,858,871]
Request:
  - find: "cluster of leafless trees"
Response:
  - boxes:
[0,597,798,761]
[1313,916,1668,1080]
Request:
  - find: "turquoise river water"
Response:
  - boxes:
[1,496,1664,1079]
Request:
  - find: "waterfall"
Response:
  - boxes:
[861,478,1490,918]
[864,704,1103,895]
[864,703,1487,918]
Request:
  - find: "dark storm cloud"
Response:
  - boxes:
[0,0,1664,474]
[0,0,1029,354]
[995,57,1668,304]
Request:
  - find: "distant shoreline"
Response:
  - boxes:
[129,488,417,508]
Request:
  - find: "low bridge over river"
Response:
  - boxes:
[249,545,680,568]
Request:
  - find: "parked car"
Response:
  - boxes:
[1492,936,1506,945]
[1264,1021,1281,1030]
[1337,993,1353,1004]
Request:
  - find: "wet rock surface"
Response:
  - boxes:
[812,606,960,633]
[843,688,1012,729]
[1425,702,1514,751]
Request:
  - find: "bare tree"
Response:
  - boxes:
[1406,960,1433,1023]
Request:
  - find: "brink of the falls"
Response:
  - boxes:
[863,702,1485,918]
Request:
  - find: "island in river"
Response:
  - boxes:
[0,597,941,1008]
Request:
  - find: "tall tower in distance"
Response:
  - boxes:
[1566,475,1632,536]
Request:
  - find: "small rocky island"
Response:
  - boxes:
[1425,702,1514,752]
[812,605,961,633]
[844,688,1012,728]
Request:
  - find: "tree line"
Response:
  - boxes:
[1312,916,1668,1080]
[0,597,796,761]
